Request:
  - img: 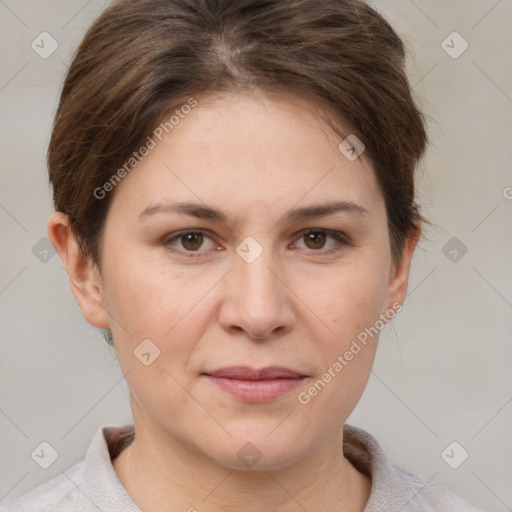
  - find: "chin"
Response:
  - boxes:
[207,435,310,472]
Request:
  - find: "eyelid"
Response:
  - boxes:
[290,228,350,254]
[162,229,221,255]
[292,227,349,243]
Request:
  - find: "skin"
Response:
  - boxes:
[48,89,419,512]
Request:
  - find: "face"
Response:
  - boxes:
[51,90,417,470]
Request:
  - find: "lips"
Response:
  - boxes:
[204,366,305,380]
[202,366,307,402]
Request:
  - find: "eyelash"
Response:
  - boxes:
[161,228,350,258]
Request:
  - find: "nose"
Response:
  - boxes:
[218,247,295,341]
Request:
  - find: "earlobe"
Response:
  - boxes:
[47,211,110,329]
[385,224,421,312]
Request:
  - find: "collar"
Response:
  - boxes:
[82,422,396,511]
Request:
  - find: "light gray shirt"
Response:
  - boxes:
[1,423,484,511]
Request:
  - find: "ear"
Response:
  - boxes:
[47,211,110,329]
[384,223,421,312]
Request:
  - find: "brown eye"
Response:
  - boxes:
[180,232,204,251]
[303,231,327,250]
[293,229,349,255]
[163,230,218,256]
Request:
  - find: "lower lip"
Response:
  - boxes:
[204,375,304,402]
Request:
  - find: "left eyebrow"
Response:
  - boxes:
[282,200,369,222]
[138,200,369,225]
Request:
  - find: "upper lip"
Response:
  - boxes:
[204,366,305,380]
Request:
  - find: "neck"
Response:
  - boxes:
[112,418,371,512]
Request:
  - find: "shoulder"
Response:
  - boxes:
[342,424,485,512]
[383,461,485,511]
[0,423,135,512]
[0,461,90,512]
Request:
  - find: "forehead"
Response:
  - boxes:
[108,90,383,221]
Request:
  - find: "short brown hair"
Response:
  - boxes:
[48,0,429,267]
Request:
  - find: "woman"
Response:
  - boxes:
[3,0,483,510]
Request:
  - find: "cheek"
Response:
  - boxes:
[296,274,386,426]
[102,251,214,337]
[309,259,390,346]
[102,259,212,407]
[297,257,389,406]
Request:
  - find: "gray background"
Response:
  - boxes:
[1,1,511,510]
